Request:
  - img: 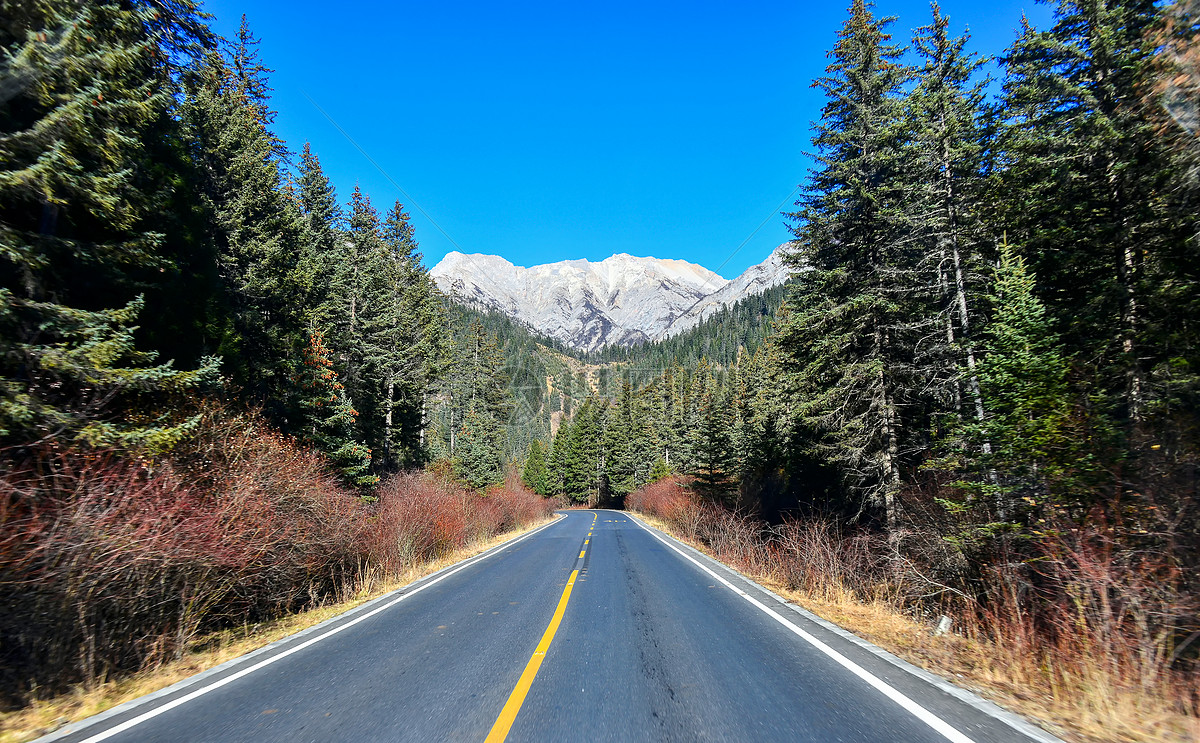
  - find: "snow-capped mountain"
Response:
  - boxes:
[430,243,793,352]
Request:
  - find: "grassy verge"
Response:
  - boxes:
[0,514,557,743]
[632,509,1198,743]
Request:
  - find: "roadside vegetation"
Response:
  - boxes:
[0,403,551,736]
[0,464,551,743]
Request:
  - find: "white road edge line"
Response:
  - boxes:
[63,514,567,743]
[626,513,976,743]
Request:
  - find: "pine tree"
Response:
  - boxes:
[293,329,376,488]
[455,405,503,489]
[295,143,346,332]
[0,0,218,449]
[547,416,570,496]
[328,185,382,431]
[181,46,305,410]
[779,0,923,526]
[945,240,1075,521]
[996,0,1177,424]
[434,318,509,474]
[227,15,288,163]
[377,200,445,468]
[909,5,991,430]
[602,379,639,500]
[562,396,603,503]
[522,438,549,495]
[648,456,672,483]
[692,379,734,496]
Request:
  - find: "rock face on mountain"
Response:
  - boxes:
[430,243,792,352]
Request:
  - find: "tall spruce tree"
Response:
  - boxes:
[547,416,570,496]
[692,378,734,496]
[779,0,924,526]
[996,0,1177,425]
[377,200,444,468]
[562,396,603,503]
[182,47,305,413]
[295,143,346,332]
[522,438,549,495]
[227,15,288,164]
[950,240,1076,521]
[0,0,218,449]
[294,329,375,487]
[909,5,991,431]
[602,379,639,501]
[454,405,503,489]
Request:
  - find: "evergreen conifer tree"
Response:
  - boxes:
[547,417,570,496]
[779,0,922,526]
[181,47,305,410]
[455,405,503,489]
[692,375,734,495]
[294,329,375,488]
[295,143,346,331]
[965,240,1074,519]
[648,456,672,483]
[602,379,639,500]
[996,0,1177,424]
[1,0,218,449]
[909,5,991,428]
[522,438,550,495]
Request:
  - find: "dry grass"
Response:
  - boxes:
[0,515,556,743]
[631,505,1199,743]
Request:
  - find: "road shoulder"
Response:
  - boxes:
[621,510,1068,743]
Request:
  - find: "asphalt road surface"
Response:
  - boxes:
[43,511,1062,743]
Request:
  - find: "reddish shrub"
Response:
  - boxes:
[364,472,553,572]
[0,406,554,705]
[627,477,699,528]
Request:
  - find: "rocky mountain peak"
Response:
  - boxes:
[431,243,792,352]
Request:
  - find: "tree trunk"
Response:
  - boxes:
[384,376,395,465]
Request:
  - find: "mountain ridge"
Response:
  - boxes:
[430,244,793,352]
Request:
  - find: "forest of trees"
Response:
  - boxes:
[0,0,555,704]
[0,1,513,488]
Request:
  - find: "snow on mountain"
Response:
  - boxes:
[430,243,793,352]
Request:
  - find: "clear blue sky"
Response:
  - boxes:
[199,0,1055,278]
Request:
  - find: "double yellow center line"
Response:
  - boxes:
[485,512,596,742]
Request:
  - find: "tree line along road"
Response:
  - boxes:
[41,511,1063,743]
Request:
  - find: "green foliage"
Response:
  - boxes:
[454,406,503,490]
[647,456,672,483]
[995,0,1181,424]
[181,48,305,406]
[293,330,375,488]
[0,0,218,453]
[949,241,1077,515]
[562,396,605,503]
[778,0,924,525]
[521,438,549,495]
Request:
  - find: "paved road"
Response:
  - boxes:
[44,511,1061,743]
